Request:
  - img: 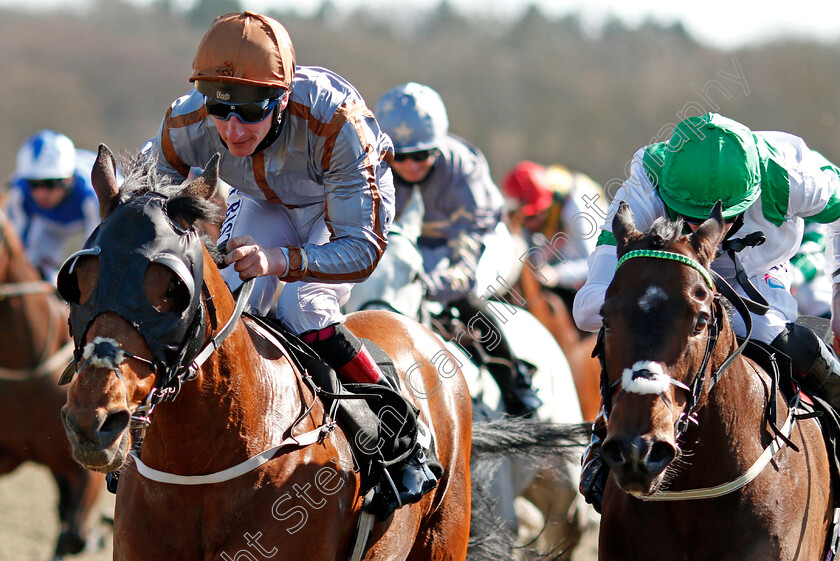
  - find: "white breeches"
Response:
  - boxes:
[218,190,351,334]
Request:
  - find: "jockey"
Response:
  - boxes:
[374,82,542,417]
[502,160,608,308]
[6,130,100,285]
[573,112,840,512]
[141,12,439,512]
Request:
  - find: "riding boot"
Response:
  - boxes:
[450,294,542,417]
[579,407,608,514]
[373,374,442,512]
[487,360,543,417]
[303,323,440,514]
[771,322,840,410]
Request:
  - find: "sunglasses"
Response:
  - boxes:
[393,149,438,162]
[204,96,280,124]
[28,178,67,191]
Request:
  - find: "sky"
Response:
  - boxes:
[4,0,839,50]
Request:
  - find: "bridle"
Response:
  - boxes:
[596,248,804,501]
[601,249,755,441]
[56,192,254,431]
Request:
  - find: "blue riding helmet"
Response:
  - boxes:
[375,82,449,153]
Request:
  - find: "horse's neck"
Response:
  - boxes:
[681,339,775,483]
[140,321,310,475]
[516,269,579,352]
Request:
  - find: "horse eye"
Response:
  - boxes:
[693,313,709,334]
[166,279,184,297]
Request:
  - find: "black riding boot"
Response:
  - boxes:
[579,408,608,514]
[451,295,543,417]
[304,323,441,515]
[375,375,442,514]
[487,360,543,418]
[771,322,840,409]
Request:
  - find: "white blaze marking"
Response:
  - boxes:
[638,286,668,313]
[622,361,672,395]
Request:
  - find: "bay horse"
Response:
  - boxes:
[598,201,833,560]
[58,147,475,560]
[0,208,105,559]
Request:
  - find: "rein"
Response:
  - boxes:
[0,341,74,382]
[128,308,331,485]
[0,280,56,300]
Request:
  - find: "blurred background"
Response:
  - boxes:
[2,0,839,195]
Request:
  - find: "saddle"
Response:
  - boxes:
[244,314,423,497]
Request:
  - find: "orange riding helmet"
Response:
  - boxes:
[191,11,296,103]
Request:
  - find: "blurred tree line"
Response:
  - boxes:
[2,0,839,196]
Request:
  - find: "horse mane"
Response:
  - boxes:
[116,153,226,267]
[646,216,686,249]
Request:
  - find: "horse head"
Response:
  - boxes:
[58,145,227,472]
[599,201,728,496]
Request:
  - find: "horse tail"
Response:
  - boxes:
[467,416,591,561]
[470,416,591,460]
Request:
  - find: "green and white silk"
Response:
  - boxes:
[574,128,840,346]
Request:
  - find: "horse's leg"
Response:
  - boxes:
[52,467,104,557]
[520,467,584,556]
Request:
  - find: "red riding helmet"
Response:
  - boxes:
[502,161,554,217]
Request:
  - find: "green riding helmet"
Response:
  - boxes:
[648,113,761,221]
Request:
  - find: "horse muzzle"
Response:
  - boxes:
[601,432,677,495]
[61,403,132,472]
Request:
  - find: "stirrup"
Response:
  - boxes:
[365,446,439,519]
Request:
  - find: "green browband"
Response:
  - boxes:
[616,249,715,290]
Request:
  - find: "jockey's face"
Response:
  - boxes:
[390,150,437,184]
[211,95,289,158]
[30,178,72,210]
[213,113,274,157]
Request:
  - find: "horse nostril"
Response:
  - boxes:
[602,439,623,468]
[61,407,83,439]
[646,440,676,473]
[97,410,130,445]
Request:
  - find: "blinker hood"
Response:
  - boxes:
[58,192,206,370]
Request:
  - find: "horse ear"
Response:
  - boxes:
[180,153,219,201]
[91,144,120,220]
[690,200,726,265]
[612,201,640,256]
